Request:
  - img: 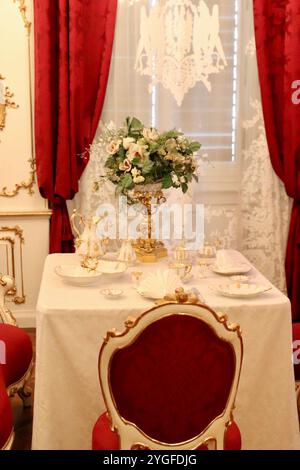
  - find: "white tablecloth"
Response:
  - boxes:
[32,251,300,450]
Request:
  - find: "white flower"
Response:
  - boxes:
[165,138,177,150]
[106,140,120,155]
[133,175,145,184]
[127,143,149,162]
[123,137,135,150]
[174,155,185,164]
[177,135,185,144]
[142,127,159,141]
[180,176,186,183]
[171,173,180,186]
[131,167,141,178]
[119,158,132,172]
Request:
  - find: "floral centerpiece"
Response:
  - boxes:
[104,117,201,199]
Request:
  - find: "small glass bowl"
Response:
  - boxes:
[100,288,123,299]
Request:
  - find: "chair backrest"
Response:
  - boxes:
[99,301,243,450]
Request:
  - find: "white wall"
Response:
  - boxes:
[0,0,50,327]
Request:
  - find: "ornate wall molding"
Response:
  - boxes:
[14,0,31,35]
[0,0,35,198]
[0,210,52,218]
[0,225,25,304]
[0,158,36,198]
[0,75,19,132]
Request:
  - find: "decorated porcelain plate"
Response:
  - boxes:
[210,263,251,275]
[212,282,271,299]
[54,265,103,286]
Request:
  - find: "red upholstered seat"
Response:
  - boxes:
[0,369,13,450]
[0,324,33,449]
[92,303,243,450]
[92,412,119,450]
[0,324,33,387]
[110,315,235,444]
[92,412,241,450]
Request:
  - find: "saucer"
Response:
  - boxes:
[100,288,124,299]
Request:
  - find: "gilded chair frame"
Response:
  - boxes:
[99,301,243,450]
[7,358,33,407]
[2,430,14,450]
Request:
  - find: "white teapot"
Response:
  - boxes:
[71,210,104,268]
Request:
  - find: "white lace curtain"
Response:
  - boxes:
[75,0,290,291]
[238,0,290,291]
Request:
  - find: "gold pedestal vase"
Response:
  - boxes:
[131,182,168,263]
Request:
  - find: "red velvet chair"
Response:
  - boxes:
[0,368,13,450]
[0,324,33,450]
[92,293,243,450]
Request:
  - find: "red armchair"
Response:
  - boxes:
[0,324,33,450]
[92,293,243,450]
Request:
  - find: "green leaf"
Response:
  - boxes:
[142,160,154,175]
[192,174,199,182]
[149,142,159,153]
[162,174,173,189]
[105,156,115,168]
[121,173,133,189]
[125,116,131,129]
[189,141,201,153]
[131,157,142,167]
[161,129,182,140]
[118,146,125,159]
[130,117,143,130]
[182,183,188,193]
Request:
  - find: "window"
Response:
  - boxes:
[101,0,241,183]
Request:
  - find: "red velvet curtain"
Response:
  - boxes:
[253,0,300,320]
[34,0,118,253]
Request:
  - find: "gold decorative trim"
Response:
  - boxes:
[0,75,19,132]
[1,225,25,243]
[14,0,31,35]
[7,359,33,403]
[0,158,36,198]
[1,429,15,451]
[0,225,25,304]
[0,274,18,325]
[0,210,52,218]
[0,0,35,198]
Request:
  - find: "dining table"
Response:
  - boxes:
[32,250,300,450]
